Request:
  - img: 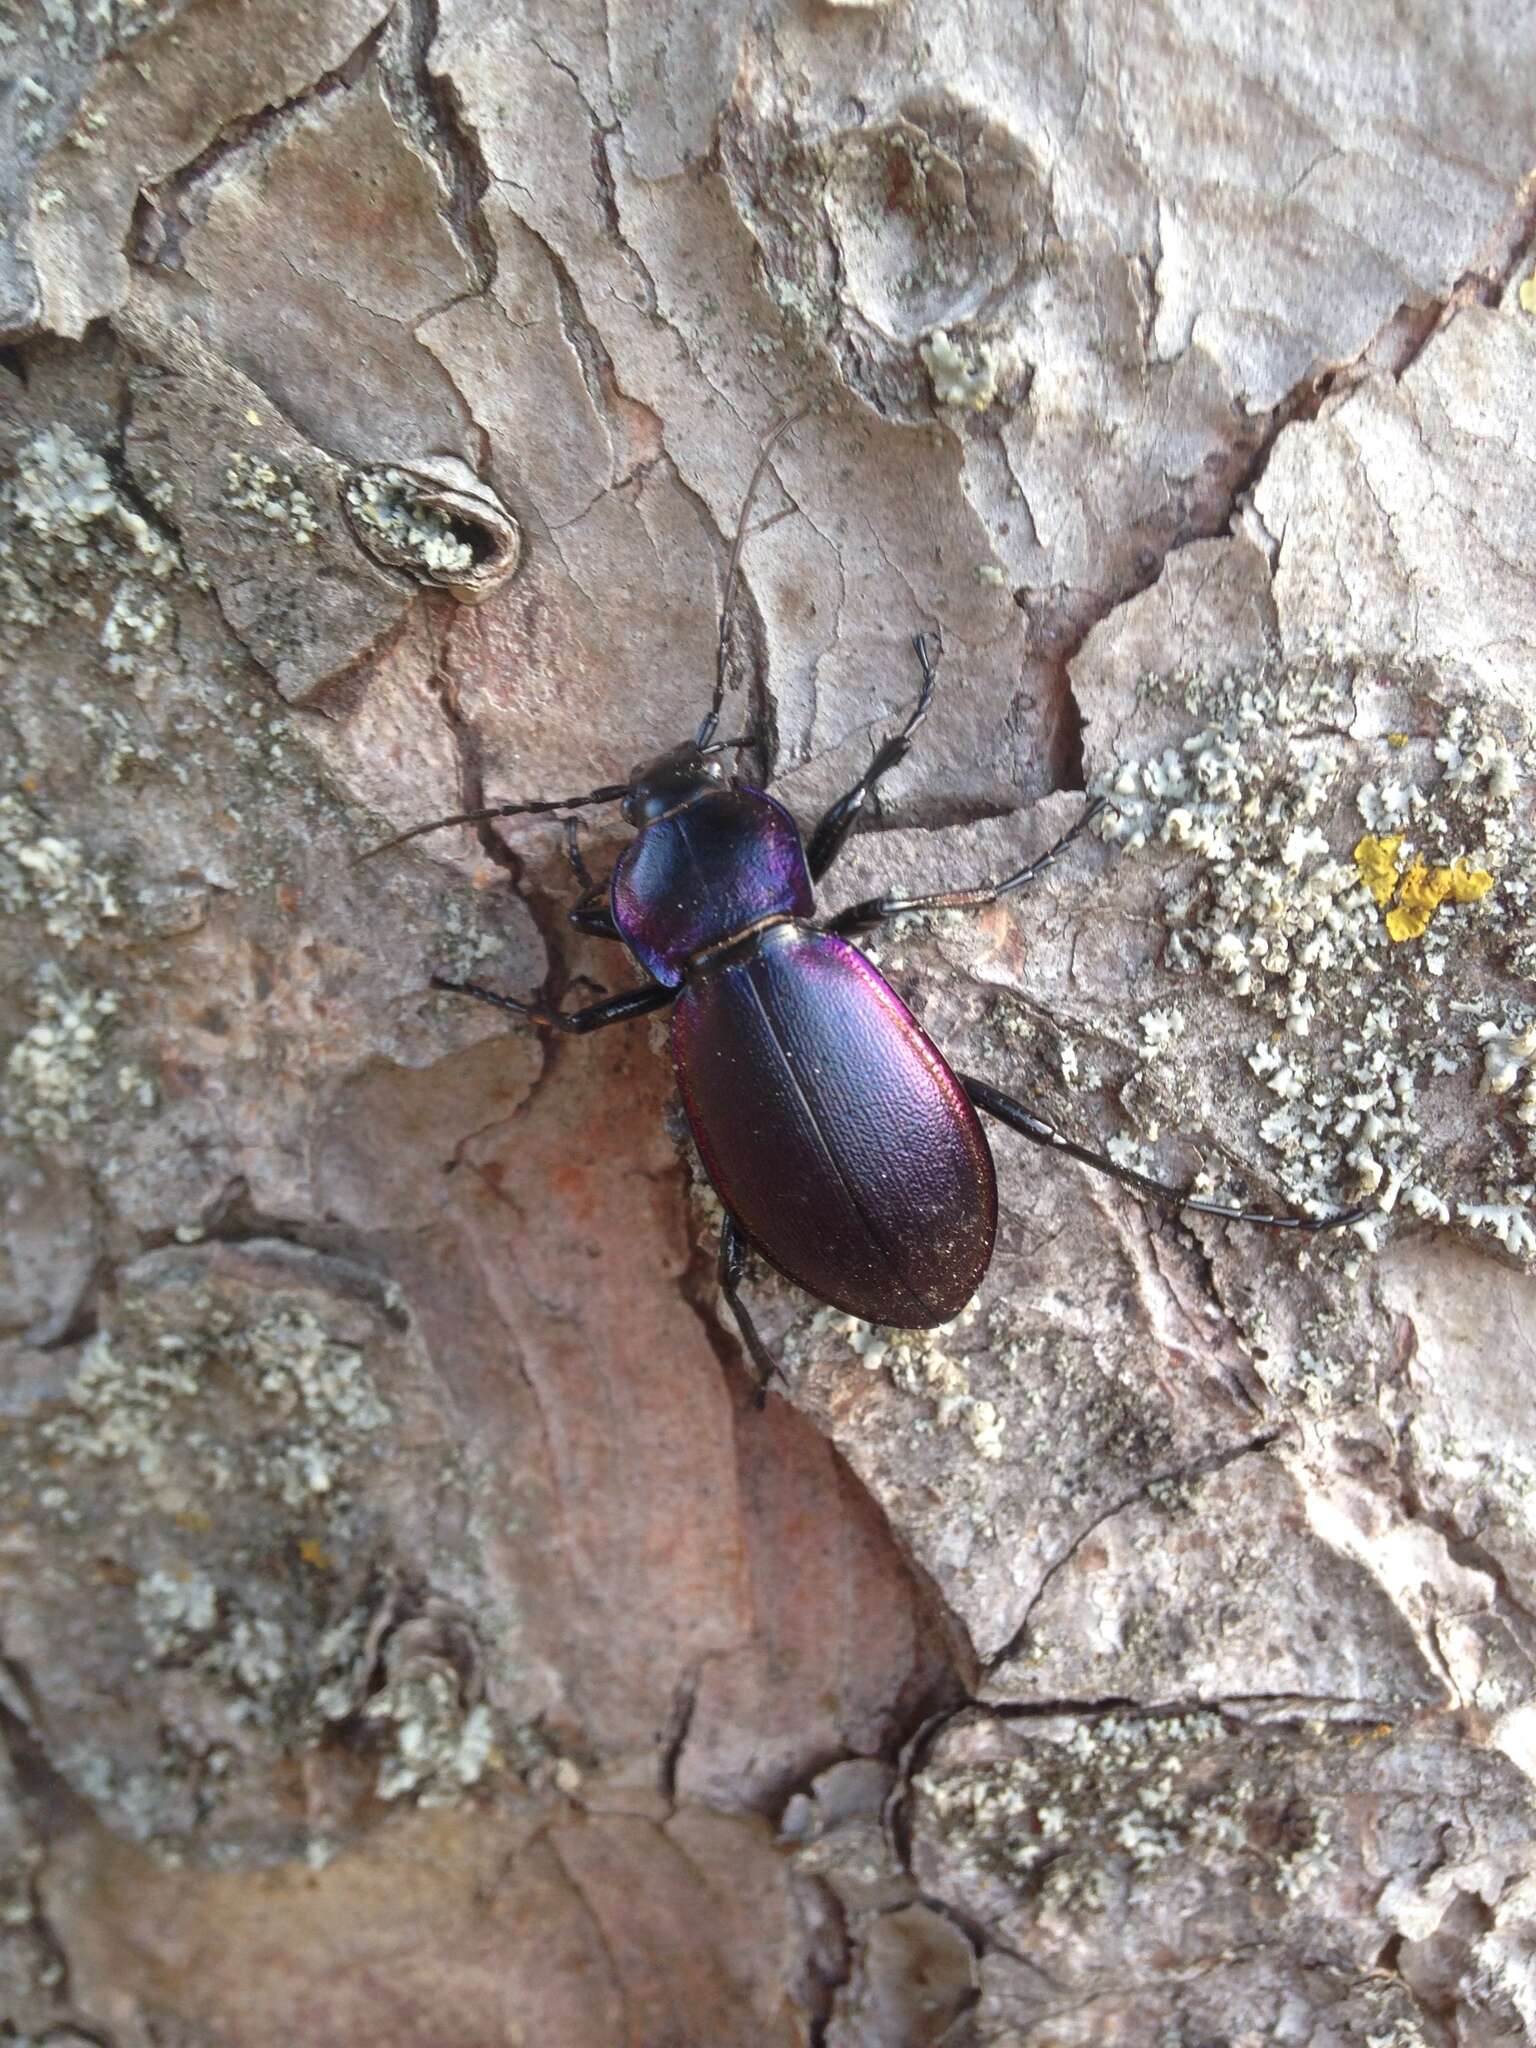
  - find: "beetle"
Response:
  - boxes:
[372,421,1366,1395]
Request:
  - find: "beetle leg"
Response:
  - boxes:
[568,886,623,940]
[960,1074,1373,1233]
[559,818,625,940]
[823,795,1107,936]
[561,816,597,891]
[807,633,940,882]
[719,1213,781,1405]
[430,977,675,1034]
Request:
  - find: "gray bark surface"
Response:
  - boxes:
[2,3,1536,2042]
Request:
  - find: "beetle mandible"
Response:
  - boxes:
[372,418,1367,1396]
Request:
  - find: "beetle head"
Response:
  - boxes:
[622,741,730,827]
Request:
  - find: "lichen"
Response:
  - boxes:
[1353,833,1495,942]
[0,424,180,651]
[343,468,474,576]
[2,969,126,1142]
[1094,669,1530,1242]
[920,328,1000,410]
[919,1711,1389,1948]
[365,1669,495,1805]
[796,1302,1003,1458]
[135,1568,289,1719]
[0,791,122,946]
[1354,832,1403,908]
[223,451,319,545]
[39,1288,391,1508]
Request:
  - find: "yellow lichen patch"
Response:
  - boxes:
[1353,834,1403,907]
[1520,276,1536,316]
[1383,857,1496,941]
[297,1537,333,1570]
[1356,836,1494,942]
[1385,857,1492,941]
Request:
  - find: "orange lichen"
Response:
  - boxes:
[297,1537,333,1570]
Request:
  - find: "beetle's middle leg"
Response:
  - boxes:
[960,1074,1372,1232]
[822,796,1107,937]
[718,1213,781,1406]
[431,977,675,1034]
[806,633,940,882]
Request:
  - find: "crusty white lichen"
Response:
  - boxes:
[365,1667,495,1805]
[0,790,122,947]
[40,1291,391,1508]
[918,1710,1395,1940]
[135,1568,289,1719]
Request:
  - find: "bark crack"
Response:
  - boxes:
[395,0,498,295]
[128,15,389,273]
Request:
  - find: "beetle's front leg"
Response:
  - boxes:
[561,819,625,941]
[431,977,675,1034]
[806,633,940,882]
[568,887,623,941]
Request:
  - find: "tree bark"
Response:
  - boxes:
[3,3,1536,2042]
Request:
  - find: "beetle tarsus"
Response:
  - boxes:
[961,1074,1373,1233]
[719,1213,780,1405]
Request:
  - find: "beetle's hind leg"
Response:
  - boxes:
[807,633,941,882]
[823,794,1107,937]
[961,1074,1372,1233]
[719,1213,781,1406]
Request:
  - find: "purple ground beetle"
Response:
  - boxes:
[372,420,1366,1394]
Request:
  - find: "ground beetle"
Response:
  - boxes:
[373,420,1366,1394]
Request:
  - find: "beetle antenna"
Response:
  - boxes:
[697,406,813,751]
[359,784,628,861]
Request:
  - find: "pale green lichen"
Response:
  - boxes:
[223,451,319,544]
[920,328,1000,410]
[343,468,475,575]
[40,1292,391,1509]
[0,792,121,946]
[3,970,125,1142]
[796,1301,1002,1459]
[0,424,180,648]
[365,1670,495,1806]
[922,1712,1252,1902]
[134,1569,289,1719]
